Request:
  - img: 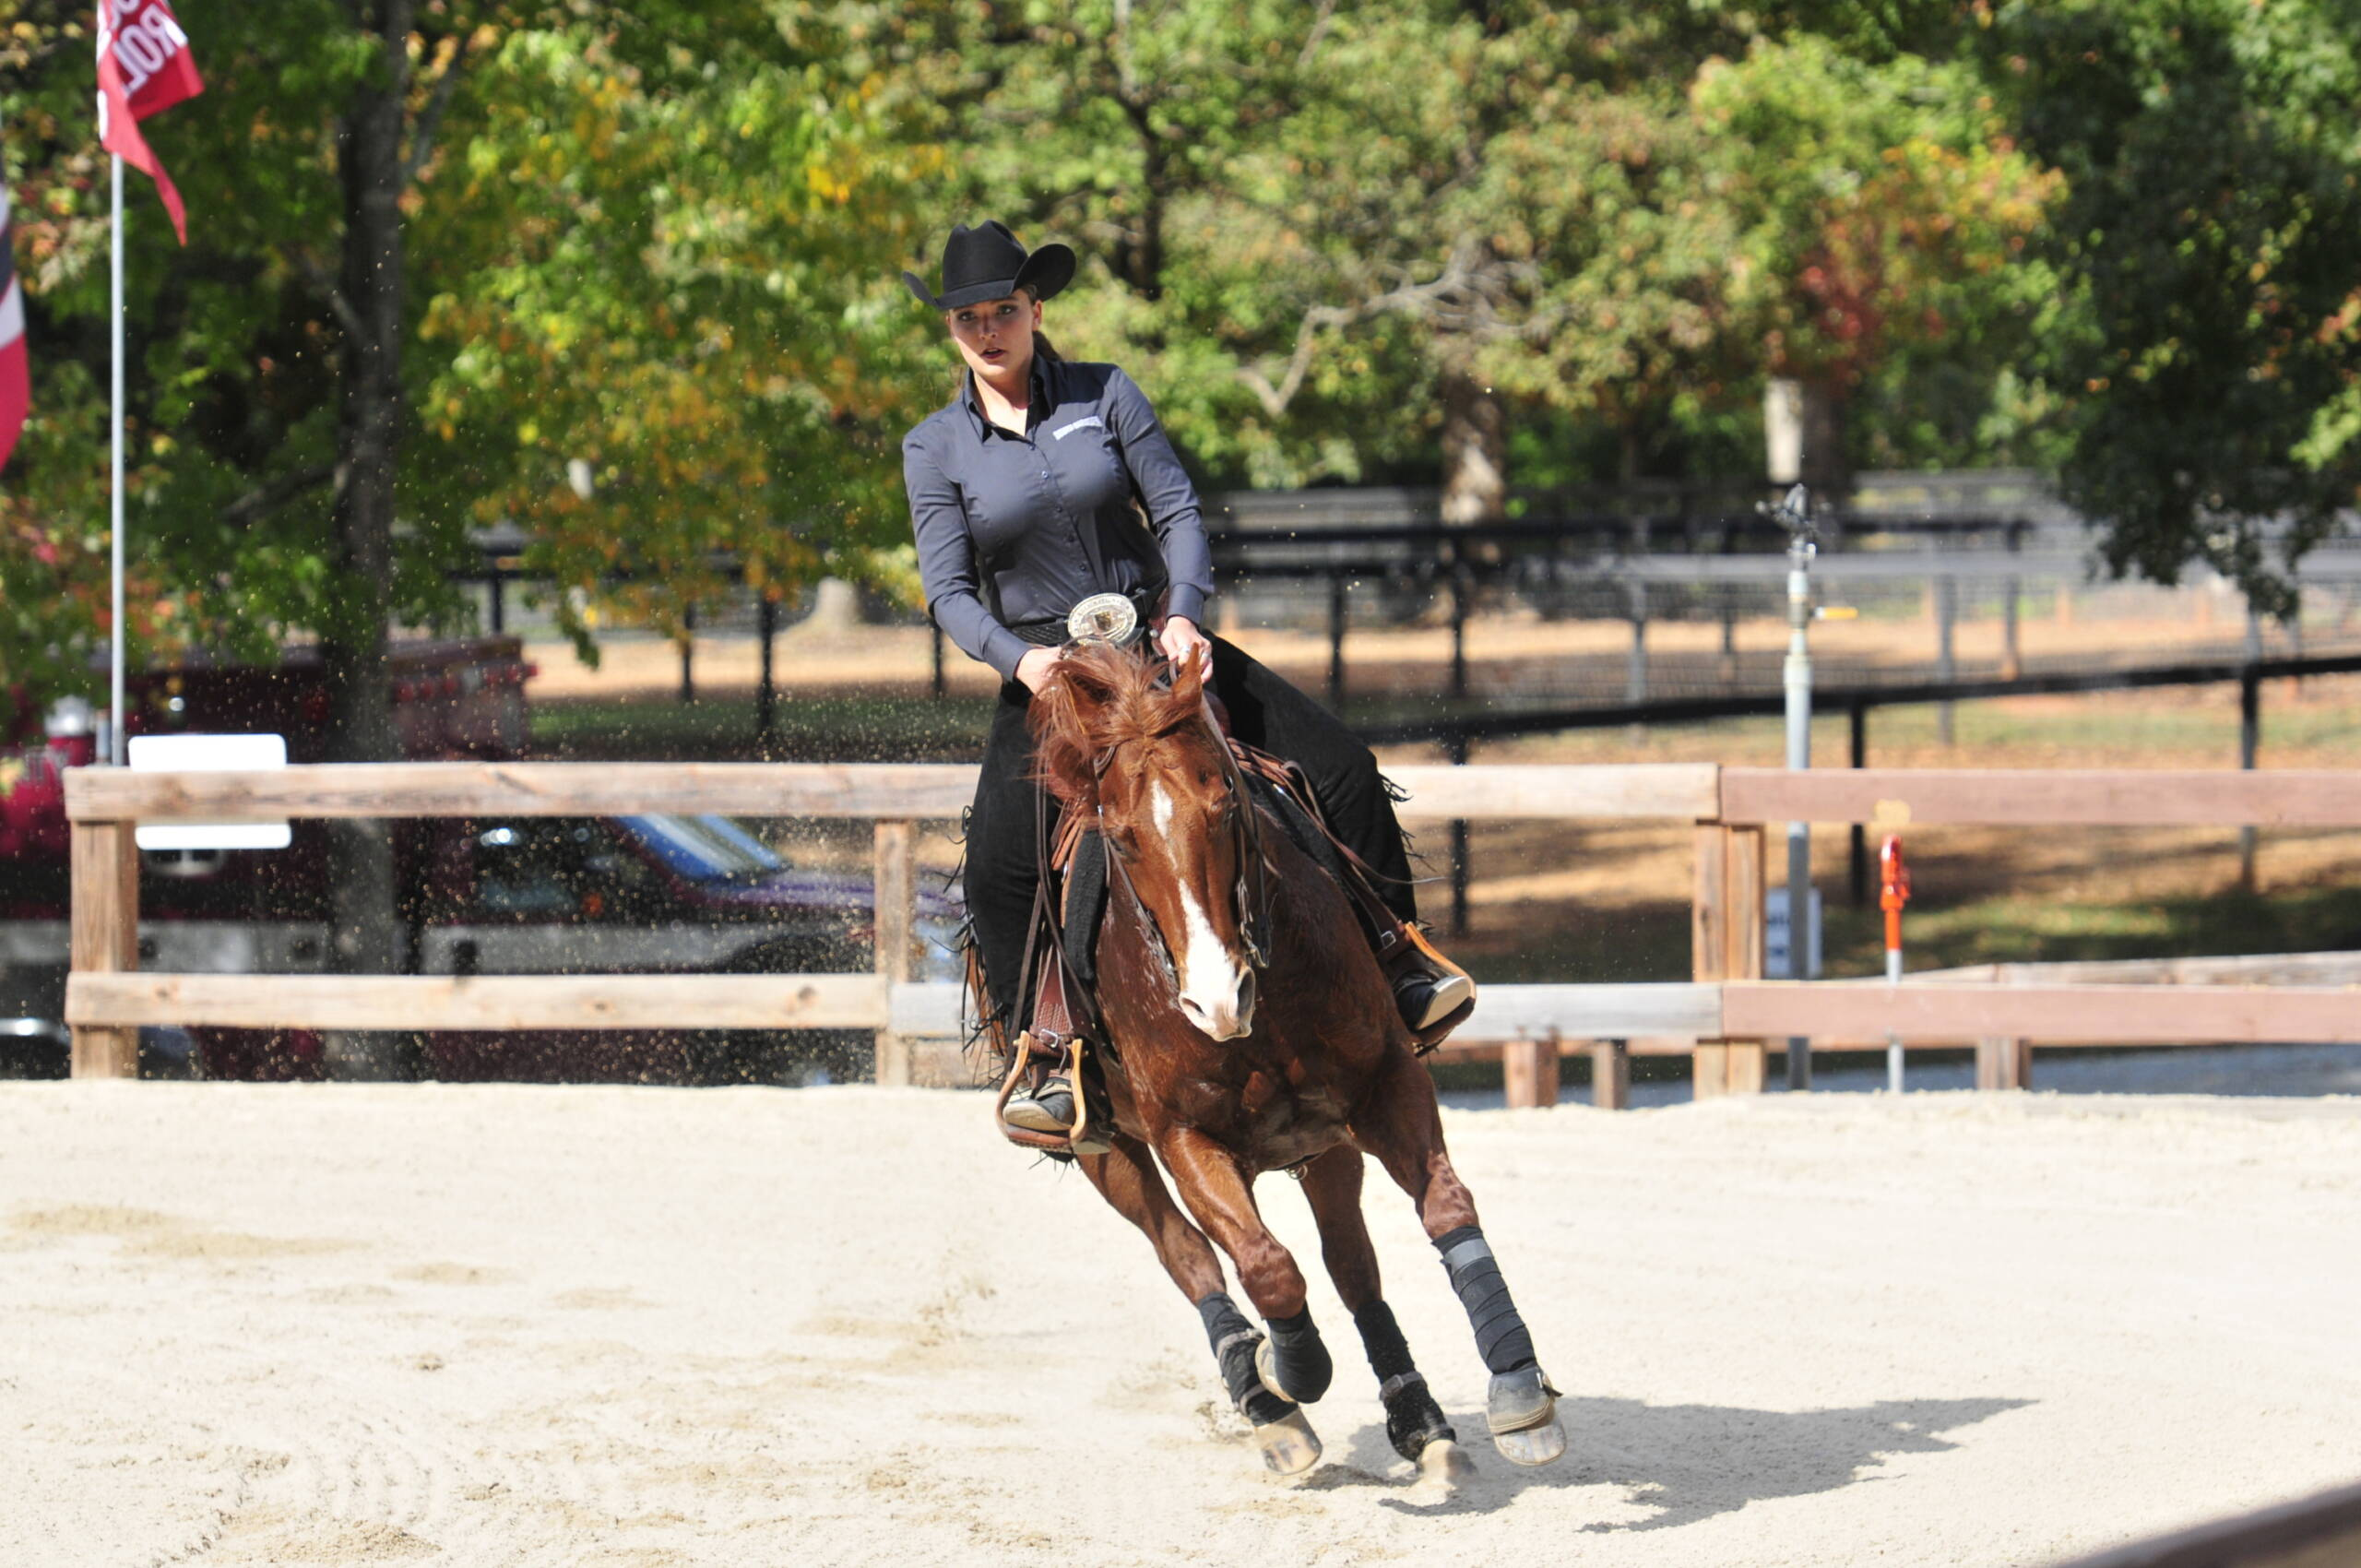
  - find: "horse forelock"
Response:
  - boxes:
[1029,644,1209,810]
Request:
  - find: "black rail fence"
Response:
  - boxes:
[1205,513,2065,707]
[473,510,2361,717]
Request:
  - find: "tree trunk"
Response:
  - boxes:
[1799,378,1851,507]
[320,2,413,1081]
[1440,367,1507,525]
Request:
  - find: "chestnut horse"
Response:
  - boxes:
[1025,642,1565,1479]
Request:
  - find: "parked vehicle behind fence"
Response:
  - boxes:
[0,639,961,1083]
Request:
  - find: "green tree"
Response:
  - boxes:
[1693,30,2062,494]
[1981,0,2361,608]
[1,1,931,1071]
[906,2,2062,513]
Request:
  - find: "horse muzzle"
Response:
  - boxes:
[1180,967,1257,1040]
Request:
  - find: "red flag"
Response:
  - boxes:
[0,170,25,473]
[96,0,205,244]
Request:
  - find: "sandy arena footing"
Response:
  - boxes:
[4,1084,2357,1567]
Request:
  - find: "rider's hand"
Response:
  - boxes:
[1157,615,1215,681]
[1014,646,1062,695]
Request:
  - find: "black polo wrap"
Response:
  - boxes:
[1434,1225,1536,1375]
[1196,1291,1291,1425]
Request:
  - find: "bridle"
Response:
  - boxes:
[1088,662,1275,997]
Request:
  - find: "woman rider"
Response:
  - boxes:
[900,220,1473,1136]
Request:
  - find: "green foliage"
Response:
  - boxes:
[416,9,938,653]
[1982,0,2361,608]
[908,1,2064,494]
[1,0,931,717]
[8,0,2357,725]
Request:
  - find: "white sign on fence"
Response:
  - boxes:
[1764,886,1822,980]
[128,733,291,851]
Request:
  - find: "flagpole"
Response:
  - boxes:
[108,152,125,766]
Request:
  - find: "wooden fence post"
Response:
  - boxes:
[1590,1039,1631,1111]
[1502,1031,1560,1110]
[1975,1037,2032,1091]
[1692,820,1766,1098]
[872,819,915,1087]
[69,820,140,1079]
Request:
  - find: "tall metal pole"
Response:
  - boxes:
[1777,484,1814,1090]
[108,153,125,766]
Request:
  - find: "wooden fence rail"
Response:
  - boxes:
[60,762,2361,1099]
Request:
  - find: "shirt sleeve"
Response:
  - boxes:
[905,427,1033,682]
[1103,367,1215,625]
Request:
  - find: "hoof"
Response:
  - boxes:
[1486,1366,1566,1468]
[1491,1418,1567,1467]
[1252,1407,1323,1477]
[1417,1437,1477,1485]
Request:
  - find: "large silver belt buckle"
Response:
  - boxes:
[1065,592,1140,647]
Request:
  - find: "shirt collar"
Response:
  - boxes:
[960,355,1054,439]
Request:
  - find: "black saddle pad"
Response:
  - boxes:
[1059,827,1109,989]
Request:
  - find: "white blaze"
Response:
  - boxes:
[1173,880,1244,1031]
[1149,781,1245,1033]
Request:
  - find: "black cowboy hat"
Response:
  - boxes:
[902,220,1075,311]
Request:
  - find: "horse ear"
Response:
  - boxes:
[1170,647,1206,708]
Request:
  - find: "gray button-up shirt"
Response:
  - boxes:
[902,357,1215,681]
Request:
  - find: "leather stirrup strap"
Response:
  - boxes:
[1230,742,1411,959]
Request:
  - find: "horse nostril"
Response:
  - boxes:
[1237,971,1258,1017]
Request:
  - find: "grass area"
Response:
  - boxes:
[1471,678,2361,769]
[1823,879,2361,973]
[532,674,2361,770]
[531,692,994,763]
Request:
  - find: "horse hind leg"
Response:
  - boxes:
[1354,1052,1567,1468]
[1357,1301,1475,1482]
[1297,1148,1474,1483]
[1434,1225,1565,1466]
[1080,1134,1321,1476]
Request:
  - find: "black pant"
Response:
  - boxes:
[964,635,1418,1023]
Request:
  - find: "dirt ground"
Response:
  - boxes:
[6,1083,2359,1567]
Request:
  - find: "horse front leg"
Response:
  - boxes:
[1158,1130,1337,1423]
[1351,1049,1567,1467]
[1079,1133,1319,1476]
[1295,1147,1473,1482]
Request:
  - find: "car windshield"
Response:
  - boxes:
[614,814,788,883]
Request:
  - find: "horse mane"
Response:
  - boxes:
[1029,642,1207,808]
